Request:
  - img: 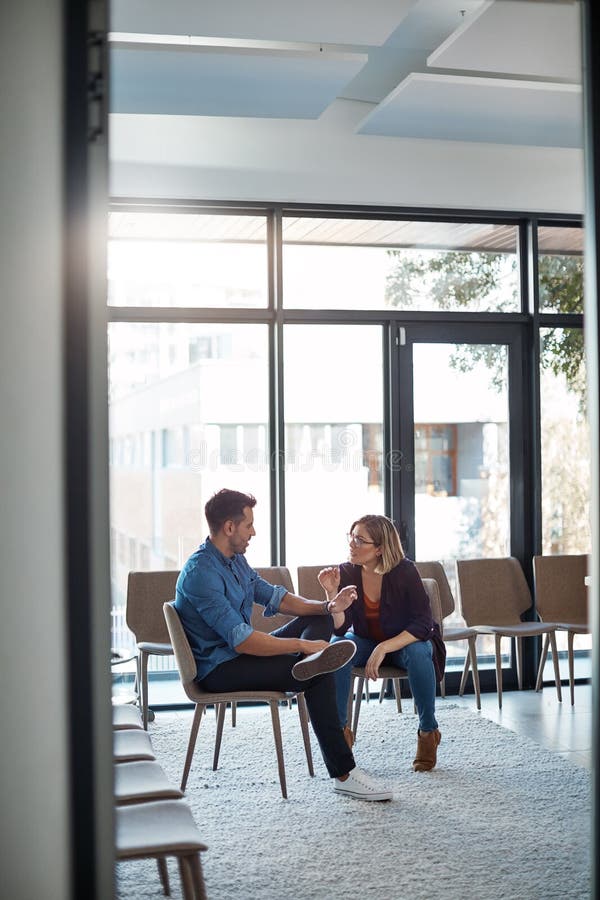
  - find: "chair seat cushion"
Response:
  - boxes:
[112,705,143,730]
[352,665,408,678]
[443,626,478,641]
[114,761,183,805]
[548,622,589,633]
[114,729,156,762]
[137,642,173,654]
[116,800,207,858]
[472,622,557,638]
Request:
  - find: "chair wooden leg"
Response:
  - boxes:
[269,700,287,799]
[352,677,365,737]
[177,856,196,900]
[141,651,149,730]
[378,679,387,703]
[548,631,563,703]
[440,673,446,699]
[393,678,402,713]
[495,634,503,709]
[535,634,550,692]
[468,636,481,710]
[516,637,523,690]
[181,704,204,791]
[157,857,170,896]
[212,703,226,771]
[458,653,470,696]
[346,674,356,731]
[568,630,576,705]
[189,852,208,900]
[296,693,314,777]
[231,701,237,728]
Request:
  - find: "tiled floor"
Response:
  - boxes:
[449,682,592,768]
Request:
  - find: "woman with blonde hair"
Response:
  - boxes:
[320,514,445,772]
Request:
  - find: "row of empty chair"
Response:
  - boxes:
[123,555,589,732]
[113,704,208,899]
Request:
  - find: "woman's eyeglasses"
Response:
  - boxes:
[346,532,375,547]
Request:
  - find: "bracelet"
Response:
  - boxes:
[322,599,331,615]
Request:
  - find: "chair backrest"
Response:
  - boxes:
[254,566,295,594]
[126,571,180,643]
[252,566,295,632]
[421,578,442,627]
[297,565,328,601]
[456,557,532,626]
[163,602,198,700]
[415,561,455,619]
[533,554,589,625]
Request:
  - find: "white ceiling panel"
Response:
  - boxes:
[110,0,416,47]
[357,73,582,147]
[428,0,581,82]
[110,44,368,118]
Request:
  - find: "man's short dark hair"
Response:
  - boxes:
[204,489,256,535]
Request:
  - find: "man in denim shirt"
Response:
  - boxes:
[174,488,393,802]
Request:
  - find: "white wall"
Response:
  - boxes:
[0,3,71,898]
[110,99,584,213]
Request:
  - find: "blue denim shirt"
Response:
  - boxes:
[173,537,288,680]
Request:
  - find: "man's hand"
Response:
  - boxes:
[328,584,357,615]
[365,644,387,681]
[297,639,331,656]
[318,565,340,596]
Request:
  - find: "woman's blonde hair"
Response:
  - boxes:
[350,514,405,575]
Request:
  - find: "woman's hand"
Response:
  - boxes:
[365,644,387,681]
[318,565,340,597]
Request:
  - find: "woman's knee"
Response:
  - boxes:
[403,640,433,666]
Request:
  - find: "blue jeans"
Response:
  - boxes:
[332,633,438,733]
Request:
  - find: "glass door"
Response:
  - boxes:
[392,323,526,675]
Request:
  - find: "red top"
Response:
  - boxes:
[363,592,386,643]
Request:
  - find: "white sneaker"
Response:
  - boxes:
[333,767,393,802]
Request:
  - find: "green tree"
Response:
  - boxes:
[385,249,584,395]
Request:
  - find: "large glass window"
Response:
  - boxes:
[540,327,589,554]
[106,204,589,700]
[539,326,590,675]
[108,211,268,308]
[283,324,384,570]
[108,322,271,668]
[538,226,583,314]
[282,218,519,312]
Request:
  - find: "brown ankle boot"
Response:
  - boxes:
[412,728,441,772]
[343,725,355,749]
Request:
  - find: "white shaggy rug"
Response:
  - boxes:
[116,702,591,900]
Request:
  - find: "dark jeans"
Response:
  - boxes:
[200,615,355,779]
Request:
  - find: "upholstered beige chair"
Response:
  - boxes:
[348,578,443,738]
[533,554,590,705]
[456,557,562,709]
[116,800,208,900]
[163,601,313,799]
[297,565,326,604]
[416,561,481,709]
[126,570,178,729]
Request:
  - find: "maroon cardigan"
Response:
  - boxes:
[334,558,446,682]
